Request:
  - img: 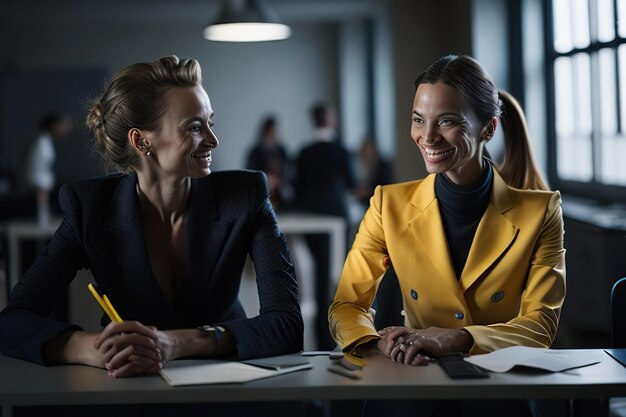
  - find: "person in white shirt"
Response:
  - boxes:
[26,112,72,225]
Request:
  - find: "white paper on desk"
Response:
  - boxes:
[464,346,605,373]
[160,361,312,386]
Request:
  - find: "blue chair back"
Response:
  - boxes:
[611,277,626,348]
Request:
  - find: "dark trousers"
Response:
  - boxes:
[305,233,335,350]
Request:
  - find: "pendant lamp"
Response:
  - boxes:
[204,0,291,42]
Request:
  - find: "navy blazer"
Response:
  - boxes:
[0,170,303,365]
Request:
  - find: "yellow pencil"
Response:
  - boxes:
[87,283,123,323]
[103,294,123,323]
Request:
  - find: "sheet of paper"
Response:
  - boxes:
[464,346,605,373]
[160,360,312,386]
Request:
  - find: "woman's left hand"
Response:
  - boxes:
[94,322,180,378]
[377,326,473,366]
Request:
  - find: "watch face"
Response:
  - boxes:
[197,325,225,335]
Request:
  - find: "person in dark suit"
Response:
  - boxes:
[295,102,355,350]
[0,56,303,379]
[245,115,292,210]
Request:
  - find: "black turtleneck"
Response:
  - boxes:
[435,163,493,279]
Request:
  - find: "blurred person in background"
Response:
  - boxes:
[295,102,355,350]
[354,135,393,209]
[26,111,72,226]
[245,115,292,210]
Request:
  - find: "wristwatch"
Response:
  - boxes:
[197,325,226,339]
[197,325,226,357]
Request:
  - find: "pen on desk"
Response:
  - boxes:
[87,283,123,322]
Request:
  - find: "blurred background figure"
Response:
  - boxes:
[245,115,292,210]
[295,101,355,350]
[354,135,393,209]
[25,111,72,226]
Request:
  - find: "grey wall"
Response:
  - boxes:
[389,0,473,183]
[1,0,537,187]
[0,6,340,174]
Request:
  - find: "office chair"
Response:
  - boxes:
[612,277,626,348]
[610,277,626,417]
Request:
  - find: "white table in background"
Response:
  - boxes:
[3,213,346,293]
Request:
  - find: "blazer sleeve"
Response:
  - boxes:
[218,173,304,359]
[328,185,387,354]
[464,192,566,353]
[0,185,87,364]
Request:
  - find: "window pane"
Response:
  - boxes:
[555,57,575,137]
[598,49,617,135]
[574,53,592,135]
[553,0,573,52]
[598,49,624,185]
[600,134,626,185]
[573,0,590,49]
[557,135,593,181]
[555,55,593,181]
[619,0,626,37]
[554,57,574,136]
[597,0,615,42]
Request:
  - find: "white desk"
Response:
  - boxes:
[0,351,625,416]
[2,218,62,291]
[2,213,345,291]
[276,212,346,287]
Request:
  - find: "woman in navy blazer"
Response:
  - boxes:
[0,56,303,378]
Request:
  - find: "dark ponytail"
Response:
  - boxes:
[497,90,548,190]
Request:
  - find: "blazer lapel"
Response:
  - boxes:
[409,175,464,301]
[459,170,519,291]
[177,176,234,323]
[101,173,181,328]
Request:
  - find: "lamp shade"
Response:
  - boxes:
[204,0,291,42]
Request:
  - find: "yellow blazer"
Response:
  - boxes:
[329,168,566,355]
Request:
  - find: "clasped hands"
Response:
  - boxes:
[88,321,174,378]
[376,326,473,366]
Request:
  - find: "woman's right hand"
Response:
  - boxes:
[90,321,162,377]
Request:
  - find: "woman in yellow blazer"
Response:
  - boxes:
[329,54,565,367]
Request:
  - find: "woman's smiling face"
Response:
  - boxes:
[410,82,493,185]
[143,86,219,179]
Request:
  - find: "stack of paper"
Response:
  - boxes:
[464,346,605,373]
[160,356,312,386]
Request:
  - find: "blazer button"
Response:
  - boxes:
[491,291,505,302]
[410,289,418,300]
[454,312,464,320]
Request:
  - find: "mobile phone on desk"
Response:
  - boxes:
[436,354,489,379]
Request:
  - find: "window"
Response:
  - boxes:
[547,0,626,201]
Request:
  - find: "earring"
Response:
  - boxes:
[139,139,151,156]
